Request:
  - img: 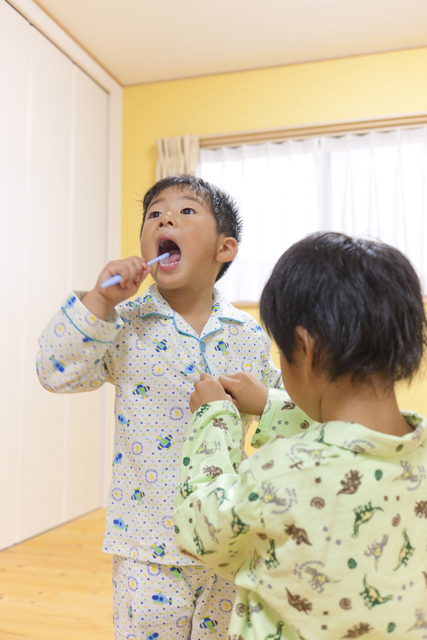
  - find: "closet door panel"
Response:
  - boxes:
[72,67,108,288]
[0,0,113,550]
[18,26,73,541]
[0,0,31,550]
[65,67,109,520]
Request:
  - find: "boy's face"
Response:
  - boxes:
[140,187,232,292]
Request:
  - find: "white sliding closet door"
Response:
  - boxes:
[0,0,112,550]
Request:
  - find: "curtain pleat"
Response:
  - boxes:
[156,134,199,180]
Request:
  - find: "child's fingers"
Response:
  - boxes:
[100,257,149,291]
[218,373,268,415]
[199,372,215,382]
[118,257,147,288]
[218,375,239,397]
[190,376,227,411]
[193,376,218,392]
[219,372,260,391]
[220,372,257,383]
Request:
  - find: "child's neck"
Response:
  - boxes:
[158,284,215,336]
[319,375,413,437]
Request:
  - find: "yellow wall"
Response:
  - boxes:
[122,47,427,416]
[122,46,427,258]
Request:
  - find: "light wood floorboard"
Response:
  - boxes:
[0,509,113,640]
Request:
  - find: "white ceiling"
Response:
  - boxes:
[34,0,427,86]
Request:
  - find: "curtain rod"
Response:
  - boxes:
[199,113,427,149]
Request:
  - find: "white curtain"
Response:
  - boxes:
[156,134,199,180]
[197,127,427,303]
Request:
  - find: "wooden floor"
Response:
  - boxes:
[0,510,113,640]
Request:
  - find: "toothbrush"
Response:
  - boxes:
[100,252,170,289]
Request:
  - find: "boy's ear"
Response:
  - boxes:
[215,237,238,264]
[294,326,316,371]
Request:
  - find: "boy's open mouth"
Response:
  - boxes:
[157,238,181,269]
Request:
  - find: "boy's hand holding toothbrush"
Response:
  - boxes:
[81,255,157,321]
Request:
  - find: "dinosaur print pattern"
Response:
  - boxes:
[193,527,215,556]
[208,487,229,505]
[203,465,223,478]
[359,575,393,609]
[341,622,374,638]
[265,539,280,569]
[259,483,287,506]
[414,500,427,518]
[285,588,313,614]
[394,460,419,483]
[230,508,250,538]
[284,524,312,546]
[352,503,384,538]
[337,470,363,495]
[305,566,340,592]
[196,441,218,456]
[407,608,427,631]
[364,535,388,570]
[204,516,221,543]
[173,388,427,640]
[196,404,211,419]
[393,528,415,570]
[264,621,284,639]
[213,417,228,431]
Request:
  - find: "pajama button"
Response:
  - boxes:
[200,342,206,352]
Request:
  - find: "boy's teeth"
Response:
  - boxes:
[169,253,181,264]
[159,249,181,266]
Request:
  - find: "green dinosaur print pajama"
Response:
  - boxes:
[173,389,427,640]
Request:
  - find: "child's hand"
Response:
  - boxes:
[82,257,151,320]
[218,372,268,415]
[190,373,232,413]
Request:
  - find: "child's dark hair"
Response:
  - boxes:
[141,175,242,281]
[260,232,427,383]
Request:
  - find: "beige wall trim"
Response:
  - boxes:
[234,302,261,309]
[200,113,427,149]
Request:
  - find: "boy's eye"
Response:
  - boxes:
[181,207,195,215]
[147,210,161,219]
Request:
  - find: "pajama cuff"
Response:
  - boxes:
[60,291,123,343]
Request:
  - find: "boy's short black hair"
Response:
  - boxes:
[141,175,242,281]
[260,232,427,383]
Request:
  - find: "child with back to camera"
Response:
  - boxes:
[37,175,282,640]
[173,232,427,640]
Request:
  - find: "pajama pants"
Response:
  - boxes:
[112,556,236,640]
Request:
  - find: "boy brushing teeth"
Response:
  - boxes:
[37,175,282,640]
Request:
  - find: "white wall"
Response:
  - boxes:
[0,0,122,550]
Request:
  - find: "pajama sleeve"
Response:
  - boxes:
[37,291,122,393]
[251,388,318,449]
[173,401,262,580]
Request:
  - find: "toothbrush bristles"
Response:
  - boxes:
[147,252,170,266]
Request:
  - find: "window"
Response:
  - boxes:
[198,127,427,302]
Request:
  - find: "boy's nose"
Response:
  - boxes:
[158,211,176,227]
